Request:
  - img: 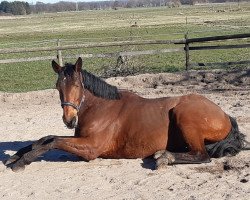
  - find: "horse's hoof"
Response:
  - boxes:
[6,162,25,172]
[155,159,168,170]
[3,155,20,166]
[154,150,165,160]
[11,164,25,172]
[155,151,175,170]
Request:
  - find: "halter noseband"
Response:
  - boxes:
[61,101,83,112]
[61,72,85,112]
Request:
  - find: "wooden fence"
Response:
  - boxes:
[0,33,249,70]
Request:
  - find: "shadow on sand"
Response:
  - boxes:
[0,140,80,164]
[141,157,156,170]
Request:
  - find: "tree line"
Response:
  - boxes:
[32,0,243,13]
[0,1,31,15]
[0,0,243,15]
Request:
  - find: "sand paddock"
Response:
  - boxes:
[0,70,249,200]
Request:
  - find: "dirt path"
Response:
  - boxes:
[0,70,249,200]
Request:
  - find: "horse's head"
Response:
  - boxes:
[52,57,84,129]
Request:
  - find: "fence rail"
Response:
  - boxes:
[184,33,250,43]
[189,44,250,51]
[0,33,249,70]
[0,39,185,54]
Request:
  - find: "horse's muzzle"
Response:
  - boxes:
[63,116,78,129]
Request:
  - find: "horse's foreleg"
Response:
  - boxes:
[154,150,210,170]
[3,144,33,166]
[4,135,56,166]
[7,136,101,172]
[53,137,101,161]
[6,144,53,172]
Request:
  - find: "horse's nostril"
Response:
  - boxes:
[63,116,77,129]
[72,117,76,126]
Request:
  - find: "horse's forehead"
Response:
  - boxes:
[58,69,80,86]
[59,68,73,79]
[57,72,69,86]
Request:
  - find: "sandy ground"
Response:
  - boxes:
[0,70,249,200]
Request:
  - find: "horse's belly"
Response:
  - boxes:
[100,131,168,159]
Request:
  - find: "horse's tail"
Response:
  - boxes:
[205,116,248,158]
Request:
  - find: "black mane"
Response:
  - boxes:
[62,63,120,100]
[82,70,121,100]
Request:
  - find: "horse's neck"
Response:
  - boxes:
[81,89,140,112]
[81,89,101,110]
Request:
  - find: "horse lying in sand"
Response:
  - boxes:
[4,57,250,171]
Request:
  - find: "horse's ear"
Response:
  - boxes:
[74,57,82,72]
[52,60,61,74]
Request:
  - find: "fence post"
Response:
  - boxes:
[185,33,190,71]
[57,39,63,66]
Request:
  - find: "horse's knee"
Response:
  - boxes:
[33,135,56,148]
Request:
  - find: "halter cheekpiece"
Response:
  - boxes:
[61,72,84,112]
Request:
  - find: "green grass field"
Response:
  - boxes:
[0,3,249,92]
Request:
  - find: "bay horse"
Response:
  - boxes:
[4,57,249,171]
